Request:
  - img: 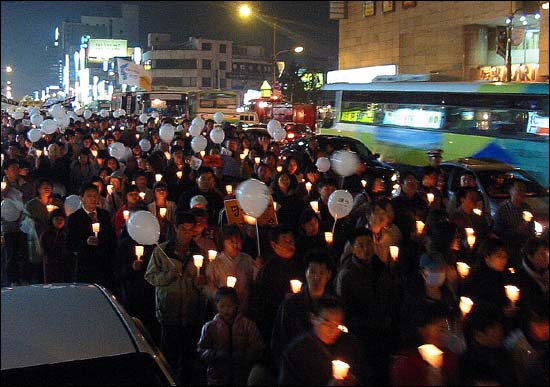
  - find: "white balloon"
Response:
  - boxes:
[41,119,58,135]
[54,114,70,129]
[30,114,44,126]
[191,135,208,153]
[109,142,126,161]
[139,138,151,152]
[209,127,225,144]
[330,150,360,177]
[139,113,149,124]
[189,123,202,137]
[272,128,287,142]
[12,111,24,120]
[213,112,224,124]
[51,105,66,119]
[175,124,183,132]
[127,210,160,245]
[75,107,85,116]
[327,190,354,220]
[112,110,121,119]
[191,116,205,128]
[64,195,81,217]
[30,107,40,116]
[83,110,93,120]
[118,109,126,116]
[315,157,331,173]
[236,179,270,218]
[27,128,42,143]
[151,111,159,119]
[159,124,175,143]
[267,119,282,136]
[100,109,110,118]
[1,199,22,222]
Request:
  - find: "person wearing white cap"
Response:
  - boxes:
[190,195,208,209]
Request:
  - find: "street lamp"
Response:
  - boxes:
[5,65,13,73]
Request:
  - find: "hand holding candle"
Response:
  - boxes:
[155,173,163,182]
[522,211,533,222]
[456,262,471,278]
[107,184,113,195]
[305,181,312,193]
[290,279,302,294]
[92,222,100,237]
[418,344,444,369]
[226,276,237,288]
[473,208,482,216]
[332,360,350,380]
[139,192,146,200]
[159,207,167,218]
[193,255,204,277]
[1,181,6,191]
[225,184,233,195]
[208,250,217,261]
[426,193,434,204]
[176,171,183,179]
[135,245,144,261]
[123,210,130,221]
[310,201,319,213]
[46,204,57,212]
[459,296,474,316]
[324,232,333,244]
[416,220,425,235]
[389,245,399,261]
[504,285,520,306]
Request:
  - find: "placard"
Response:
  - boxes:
[383,1,395,13]
[363,1,375,16]
[224,198,278,226]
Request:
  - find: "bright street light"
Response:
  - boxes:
[239,4,251,18]
[5,65,13,73]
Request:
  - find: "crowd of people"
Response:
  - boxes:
[1,107,548,386]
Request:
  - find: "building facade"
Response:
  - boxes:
[331,1,548,82]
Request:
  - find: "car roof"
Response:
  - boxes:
[1,284,140,370]
[441,157,518,171]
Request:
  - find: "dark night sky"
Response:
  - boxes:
[1,1,339,99]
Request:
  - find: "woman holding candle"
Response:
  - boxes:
[134,171,154,205]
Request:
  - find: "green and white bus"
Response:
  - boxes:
[320,77,549,187]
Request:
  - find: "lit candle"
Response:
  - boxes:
[361,179,367,188]
[504,285,520,305]
[94,138,100,143]
[200,150,206,157]
[132,180,136,185]
[273,201,278,211]
[44,149,49,156]
[36,149,42,157]
[508,267,516,274]
[324,232,333,244]
[459,296,474,316]
[193,254,204,277]
[332,360,350,380]
[254,156,261,165]
[338,325,349,333]
[277,165,283,173]
[107,184,113,195]
[159,207,167,217]
[464,228,474,236]
[456,262,471,278]
[290,279,302,294]
[243,214,256,225]
[473,208,482,216]
[92,222,100,237]
[467,234,476,249]
[416,220,425,234]
[208,250,217,261]
[1,181,7,190]
[240,153,246,160]
[135,245,144,261]
[123,210,130,220]
[522,211,533,222]
[164,151,171,160]
[226,276,237,288]
[176,171,183,179]
[426,193,434,204]
[46,204,57,212]
[91,149,98,157]
[135,133,140,139]
[417,344,444,369]
[185,132,190,137]
[310,201,319,213]
[389,245,399,261]
[225,185,233,195]
[305,182,312,193]
[243,148,249,156]
[155,173,163,182]
[139,192,146,200]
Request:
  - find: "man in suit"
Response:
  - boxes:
[68,183,116,291]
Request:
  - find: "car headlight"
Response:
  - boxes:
[534,221,543,236]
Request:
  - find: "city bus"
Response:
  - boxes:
[319,78,549,187]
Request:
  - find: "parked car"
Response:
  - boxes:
[1,284,176,386]
[281,134,400,194]
[282,122,315,141]
[441,157,548,234]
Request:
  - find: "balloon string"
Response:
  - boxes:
[155,242,177,268]
[340,176,345,190]
[332,218,337,235]
[255,221,261,257]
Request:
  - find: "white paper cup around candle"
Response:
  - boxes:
[456,262,471,278]
[467,234,476,248]
[332,360,350,380]
[418,344,443,369]
[159,207,167,217]
[91,149,98,157]
[338,325,348,333]
[290,279,302,294]
[324,232,333,244]
[135,133,140,139]
[36,149,42,157]
[92,222,100,237]
[273,201,278,211]
[46,204,57,212]
[243,148,249,156]
[123,210,130,221]
[164,151,171,160]
[176,171,183,179]
[135,245,144,261]
[1,181,6,190]
[389,245,399,261]
[508,267,516,274]
[310,201,319,213]
[361,179,367,188]
[200,150,206,157]
[43,149,49,156]
[505,285,520,304]
[473,208,482,216]
[225,185,233,195]
[139,192,146,200]
[276,165,283,173]
[459,296,474,316]
[226,276,237,288]
[416,220,425,234]
[208,250,217,261]
[305,182,312,193]
[464,227,474,236]
[240,153,246,160]
[107,184,113,195]
[426,193,434,204]
[193,255,204,277]
[155,173,163,182]
[254,156,260,165]
[522,211,533,222]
